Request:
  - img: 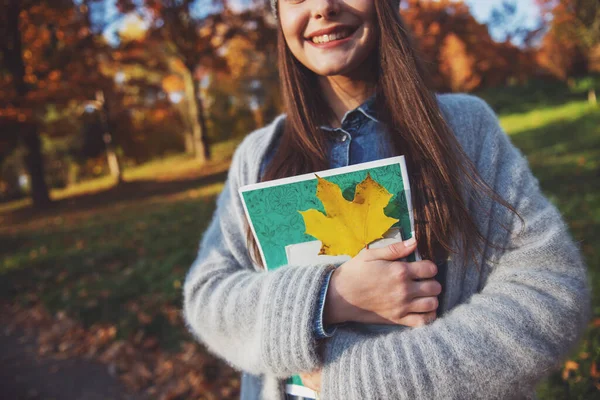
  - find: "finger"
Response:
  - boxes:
[397,311,437,328]
[299,372,320,392]
[404,260,438,279]
[411,279,442,298]
[407,296,439,313]
[364,237,417,261]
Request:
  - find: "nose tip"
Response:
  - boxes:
[314,0,340,19]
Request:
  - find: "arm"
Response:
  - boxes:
[182,135,335,377]
[319,97,592,399]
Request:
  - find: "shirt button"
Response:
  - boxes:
[339,134,348,142]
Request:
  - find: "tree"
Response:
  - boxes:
[535,0,599,103]
[104,34,189,164]
[85,90,123,183]
[219,12,280,129]
[114,0,217,163]
[538,0,599,52]
[115,0,276,162]
[536,0,600,76]
[0,0,106,207]
[401,0,536,91]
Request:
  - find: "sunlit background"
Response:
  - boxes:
[1,0,598,399]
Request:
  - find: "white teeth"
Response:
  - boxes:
[311,30,350,44]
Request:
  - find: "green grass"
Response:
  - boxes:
[0,181,225,350]
[122,139,239,181]
[497,100,600,399]
[0,83,598,397]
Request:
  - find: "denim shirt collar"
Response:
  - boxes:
[319,93,379,132]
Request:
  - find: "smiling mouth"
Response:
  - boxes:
[307,27,358,44]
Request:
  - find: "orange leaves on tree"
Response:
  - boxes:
[299,173,398,258]
[161,74,185,93]
[118,14,148,42]
[439,33,481,92]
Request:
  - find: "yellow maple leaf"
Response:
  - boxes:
[298,172,399,257]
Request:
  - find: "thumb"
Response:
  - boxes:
[364,237,417,261]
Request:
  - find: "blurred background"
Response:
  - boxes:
[0,0,598,399]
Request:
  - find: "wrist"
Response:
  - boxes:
[323,266,355,325]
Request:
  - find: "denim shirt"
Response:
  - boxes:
[258,94,397,338]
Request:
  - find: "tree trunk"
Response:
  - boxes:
[23,123,51,208]
[253,106,264,129]
[97,90,123,184]
[182,63,210,163]
[103,133,122,183]
[4,0,52,207]
[183,130,194,154]
[191,82,211,162]
[181,66,208,162]
[589,88,597,106]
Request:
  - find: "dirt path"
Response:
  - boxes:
[0,325,145,400]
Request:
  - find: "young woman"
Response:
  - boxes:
[183,1,591,399]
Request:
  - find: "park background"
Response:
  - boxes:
[0,0,598,398]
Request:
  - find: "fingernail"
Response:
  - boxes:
[404,237,416,246]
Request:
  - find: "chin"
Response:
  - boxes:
[317,68,346,77]
[312,63,354,77]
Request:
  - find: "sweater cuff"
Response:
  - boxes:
[261,263,337,375]
[314,268,337,339]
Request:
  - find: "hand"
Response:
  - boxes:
[323,238,442,327]
[299,369,322,392]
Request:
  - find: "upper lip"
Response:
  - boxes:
[305,25,356,40]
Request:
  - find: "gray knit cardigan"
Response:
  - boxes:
[182,93,591,399]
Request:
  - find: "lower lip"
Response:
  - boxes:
[307,29,357,49]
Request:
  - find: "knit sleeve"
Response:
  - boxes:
[319,97,592,399]
[182,134,335,377]
[314,269,338,339]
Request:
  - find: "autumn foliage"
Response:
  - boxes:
[535,0,600,78]
[400,0,540,91]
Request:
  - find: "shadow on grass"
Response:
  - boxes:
[476,75,599,116]
[2,165,229,226]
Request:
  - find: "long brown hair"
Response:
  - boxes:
[246,1,522,269]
